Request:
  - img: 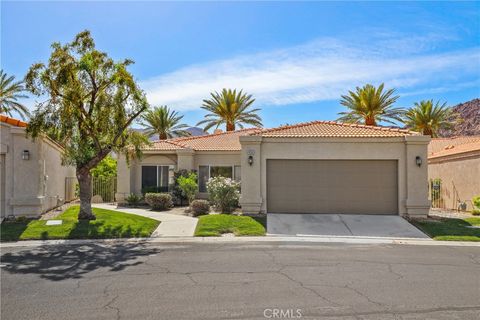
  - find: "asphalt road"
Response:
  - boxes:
[1,242,479,320]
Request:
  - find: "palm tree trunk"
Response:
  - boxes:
[159,132,167,140]
[365,117,376,126]
[226,122,235,131]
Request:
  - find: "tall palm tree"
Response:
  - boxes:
[337,83,404,126]
[140,106,190,140]
[0,70,29,119]
[197,88,262,132]
[403,100,454,137]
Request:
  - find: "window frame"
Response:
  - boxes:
[198,165,241,193]
[141,165,174,191]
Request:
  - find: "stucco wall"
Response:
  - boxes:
[0,123,75,217]
[428,156,480,211]
[240,136,430,217]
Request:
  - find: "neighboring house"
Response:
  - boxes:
[0,115,75,218]
[117,121,431,217]
[428,136,480,211]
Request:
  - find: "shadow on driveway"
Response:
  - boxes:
[0,242,159,281]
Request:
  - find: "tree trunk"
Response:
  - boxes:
[365,117,376,126]
[226,122,235,131]
[77,169,96,220]
[159,132,167,140]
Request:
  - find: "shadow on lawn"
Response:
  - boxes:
[0,242,159,281]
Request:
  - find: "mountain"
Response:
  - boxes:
[439,98,480,137]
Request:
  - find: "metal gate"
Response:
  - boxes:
[429,178,443,209]
[92,176,117,203]
[65,176,117,203]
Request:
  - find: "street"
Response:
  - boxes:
[1,242,479,320]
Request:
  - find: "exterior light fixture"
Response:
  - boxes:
[415,156,422,167]
[22,150,30,160]
[248,155,254,166]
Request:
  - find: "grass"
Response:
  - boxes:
[194,214,266,237]
[411,217,480,241]
[0,206,160,242]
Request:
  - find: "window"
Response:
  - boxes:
[141,165,173,192]
[198,165,240,192]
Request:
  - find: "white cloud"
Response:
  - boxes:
[141,37,480,111]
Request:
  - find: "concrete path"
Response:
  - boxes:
[267,213,429,238]
[92,204,198,237]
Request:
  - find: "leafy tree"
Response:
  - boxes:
[403,100,454,137]
[337,83,404,126]
[177,172,198,205]
[91,155,117,178]
[0,69,30,119]
[140,105,190,140]
[197,88,262,132]
[25,30,148,220]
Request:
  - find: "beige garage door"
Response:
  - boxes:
[267,160,398,215]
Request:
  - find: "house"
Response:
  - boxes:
[428,136,480,211]
[116,121,431,217]
[0,115,76,218]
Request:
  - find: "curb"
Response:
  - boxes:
[1,235,479,249]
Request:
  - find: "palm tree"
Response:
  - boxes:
[140,106,190,140]
[337,83,404,126]
[403,100,454,137]
[197,88,262,132]
[0,70,29,119]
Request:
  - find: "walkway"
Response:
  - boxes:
[92,203,198,237]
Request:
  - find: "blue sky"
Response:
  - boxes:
[2,1,479,129]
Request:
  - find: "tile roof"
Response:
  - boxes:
[145,128,262,151]
[253,121,419,138]
[0,115,27,127]
[429,136,480,159]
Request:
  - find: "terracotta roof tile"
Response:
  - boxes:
[0,115,27,127]
[145,128,262,151]
[428,136,480,159]
[253,121,419,138]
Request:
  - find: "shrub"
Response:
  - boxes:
[190,200,210,216]
[125,193,142,206]
[141,186,169,195]
[177,172,198,205]
[171,170,196,206]
[472,209,480,216]
[144,193,173,210]
[472,196,480,209]
[206,176,240,214]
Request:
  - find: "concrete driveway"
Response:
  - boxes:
[267,213,429,238]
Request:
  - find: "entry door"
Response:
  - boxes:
[267,160,398,215]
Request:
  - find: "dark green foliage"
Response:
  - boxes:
[144,193,173,211]
[190,200,210,216]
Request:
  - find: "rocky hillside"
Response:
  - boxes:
[439,98,480,137]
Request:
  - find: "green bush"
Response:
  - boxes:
[171,169,196,206]
[125,193,142,206]
[206,176,240,214]
[472,196,480,209]
[144,193,173,211]
[472,209,480,216]
[177,172,198,205]
[191,200,210,216]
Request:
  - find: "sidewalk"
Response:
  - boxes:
[92,203,198,237]
[2,234,479,249]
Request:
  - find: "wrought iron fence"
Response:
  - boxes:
[429,178,443,209]
[92,176,117,203]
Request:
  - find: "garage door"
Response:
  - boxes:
[267,160,398,215]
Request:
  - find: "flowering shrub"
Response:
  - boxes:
[206,176,240,214]
[144,193,173,211]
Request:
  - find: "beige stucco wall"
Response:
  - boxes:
[428,155,480,211]
[240,135,431,217]
[0,123,75,217]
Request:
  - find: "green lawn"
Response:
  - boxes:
[194,214,266,237]
[411,217,480,241]
[0,206,160,242]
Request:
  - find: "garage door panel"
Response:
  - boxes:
[267,160,398,215]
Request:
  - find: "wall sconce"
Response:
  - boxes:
[248,155,254,166]
[22,150,30,160]
[415,156,422,167]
